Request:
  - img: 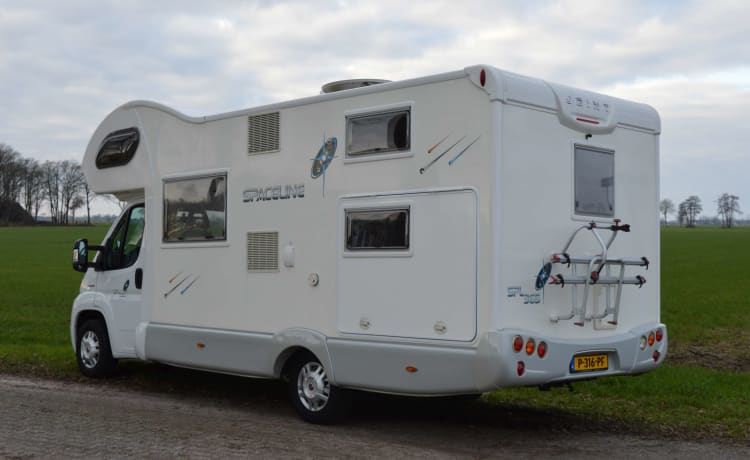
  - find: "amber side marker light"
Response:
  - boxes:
[197,342,206,349]
[405,366,418,373]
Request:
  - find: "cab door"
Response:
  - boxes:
[97,204,145,356]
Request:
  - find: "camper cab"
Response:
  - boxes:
[71,65,667,423]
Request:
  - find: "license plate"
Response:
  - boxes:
[571,353,609,372]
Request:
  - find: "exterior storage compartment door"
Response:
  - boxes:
[337,189,477,341]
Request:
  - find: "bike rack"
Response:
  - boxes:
[536,220,649,327]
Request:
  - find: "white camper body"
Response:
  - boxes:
[71,65,666,421]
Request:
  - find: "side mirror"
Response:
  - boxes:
[72,238,89,273]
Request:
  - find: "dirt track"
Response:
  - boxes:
[0,374,747,459]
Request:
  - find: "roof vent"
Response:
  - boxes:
[321,79,390,94]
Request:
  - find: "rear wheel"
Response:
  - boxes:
[286,352,351,424]
[76,319,118,378]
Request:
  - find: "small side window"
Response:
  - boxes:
[574,146,614,217]
[96,128,139,169]
[347,109,410,157]
[345,208,409,251]
[163,174,227,242]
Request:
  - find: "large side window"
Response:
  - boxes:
[163,174,227,242]
[574,146,614,217]
[103,205,145,270]
[346,109,410,158]
[345,208,410,251]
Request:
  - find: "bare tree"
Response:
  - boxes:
[41,161,61,223]
[659,199,675,226]
[0,144,24,224]
[679,196,702,227]
[59,160,85,224]
[716,193,741,228]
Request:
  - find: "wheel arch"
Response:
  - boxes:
[271,328,336,384]
[70,308,112,352]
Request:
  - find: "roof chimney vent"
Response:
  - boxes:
[321,79,390,94]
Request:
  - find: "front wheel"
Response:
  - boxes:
[76,319,118,378]
[286,352,351,424]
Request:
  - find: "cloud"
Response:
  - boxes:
[0,0,748,215]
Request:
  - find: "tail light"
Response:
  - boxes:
[653,350,660,362]
[517,361,525,376]
[537,341,547,358]
[655,328,664,342]
[647,331,655,347]
[512,335,523,353]
[525,338,536,355]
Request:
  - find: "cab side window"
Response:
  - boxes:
[103,205,145,270]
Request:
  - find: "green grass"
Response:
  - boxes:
[0,225,108,377]
[0,225,748,440]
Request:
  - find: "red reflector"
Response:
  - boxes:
[480,69,486,87]
[656,328,663,342]
[576,117,600,125]
[537,341,547,358]
[517,361,525,376]
[653,350,660,362]
[525,338,535,355]
[648,331,655,347]
[513,335,523,352]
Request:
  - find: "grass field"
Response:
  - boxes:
[0,225,748,440]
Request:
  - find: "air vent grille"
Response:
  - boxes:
[247,231,279,272]
[248,112,280,154]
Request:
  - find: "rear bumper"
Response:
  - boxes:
[477,323,667,389]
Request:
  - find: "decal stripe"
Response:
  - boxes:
[180,275,200,295]
[427,133,451,154]
[448,135,481,166]
[164,274,191,298]
[419,135,466,174]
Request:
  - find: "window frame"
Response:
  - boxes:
[344,102,414,164]
[162,172,228,245]
[572,143,615,220]
[101,204,145,271]
[343,206,411,256]
[95,127,140,169]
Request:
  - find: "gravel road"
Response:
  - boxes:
[0,374,747,459]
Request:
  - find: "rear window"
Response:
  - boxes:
[574,146,614,217]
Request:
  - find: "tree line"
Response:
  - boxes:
[0,143,93,225]
[660,194,742,228]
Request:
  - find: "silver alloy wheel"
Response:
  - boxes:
[80,330,100,369]
[296,361,330,412]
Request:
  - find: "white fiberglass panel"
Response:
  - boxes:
[337,189,477,341]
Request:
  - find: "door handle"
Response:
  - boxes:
[135,268,143,290]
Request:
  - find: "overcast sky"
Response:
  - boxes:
[1,0,748,216]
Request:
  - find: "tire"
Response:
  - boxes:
[286,352,351,424]
[76,319,118,378]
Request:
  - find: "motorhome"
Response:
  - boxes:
[71,65,667,423]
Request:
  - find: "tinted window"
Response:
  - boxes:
[346,208,409,250]
[163,175,227,242]
[103,205,145,270]
[347,109,410,157]
[96,128,139,169]
[574,146,614,217]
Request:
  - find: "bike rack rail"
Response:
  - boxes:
[536,220,649,327]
